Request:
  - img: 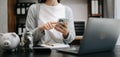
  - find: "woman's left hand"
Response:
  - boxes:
[54,22,69,39]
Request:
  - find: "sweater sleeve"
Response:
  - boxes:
[25,4,44,43]
[63,6,76,44]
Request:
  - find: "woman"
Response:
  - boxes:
[25,0,75,45]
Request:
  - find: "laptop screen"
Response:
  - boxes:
[79,18,120,54]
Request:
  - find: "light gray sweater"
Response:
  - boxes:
[25,4,76,45]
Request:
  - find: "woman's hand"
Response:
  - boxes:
[39,22,57,31]
[54,22,69,39]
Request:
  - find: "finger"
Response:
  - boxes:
[50,22,57,24]
[48,22,57,29]
[48,22,53,29]
[44,24,50,30]
[47,23,54,30]
[57,22,67,28]
[51,22,57,27]
[55,26,64,33]
[63,22,67,27]
[57,24,66,29]
[45,22,55,30]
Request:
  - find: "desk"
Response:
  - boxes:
[70,36,83,45]
[0,50,77,57]
[0,45,120,57]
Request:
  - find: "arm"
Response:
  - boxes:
[63,6,76,44]
[25,4,45,43]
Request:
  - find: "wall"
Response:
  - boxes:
[115,0,120,45]
[103,0,114,18]
[0,0,8,33]
[18,0,88,21]
[115,0,120,19]
[61,0,88,21]
[18,0,38,3]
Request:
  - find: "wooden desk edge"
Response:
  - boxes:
[74,36,83,40]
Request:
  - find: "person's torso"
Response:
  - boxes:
[38,3,66,44]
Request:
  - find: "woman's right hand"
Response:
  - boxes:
[39,22,57,31]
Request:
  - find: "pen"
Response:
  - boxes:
[46,44,54,46]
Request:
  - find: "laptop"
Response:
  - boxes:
[57,18,120,55]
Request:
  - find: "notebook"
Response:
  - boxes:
[57,18,120,55]
[33,43,70,53]
[40,43,70,49]
[33,43,70,50]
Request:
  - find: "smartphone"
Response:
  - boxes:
[58,18,68,25]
